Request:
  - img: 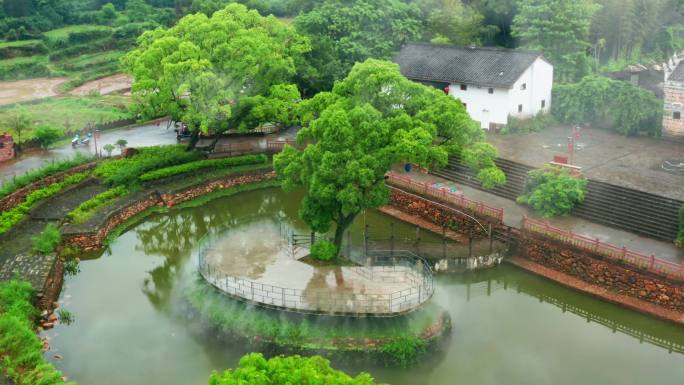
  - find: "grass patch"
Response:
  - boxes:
[0,40,47,60]
[139,154,268,182]
[0,153,93,199]
[0,56,50,80]
[67,186,130,224]
[0,172,89,235]
[0,279,72,384]
[0,96,131,143]
[42,25,113,49]
[31,223,61,255]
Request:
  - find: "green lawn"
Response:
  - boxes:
[42,24,112,41]
[0,39,41,48]
[0,95,132,142]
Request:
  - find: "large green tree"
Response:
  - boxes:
[122,3,309,140]
[513,0,600,82]
[293,0,423,95]
[415,0,496,46]
[274,59,503,251]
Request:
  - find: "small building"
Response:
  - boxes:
[663,60,684,139]
[0,133,14,162]
[393,43,554,130]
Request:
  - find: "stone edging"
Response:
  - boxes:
[507,257,684,326]
[62,170,277,250]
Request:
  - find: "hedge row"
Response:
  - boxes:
[0,172,88,235]
[139,154,269,182]
[0,153,93,199]
[67,186,129,224]
[0,279,72,385]
[95,145,204,186]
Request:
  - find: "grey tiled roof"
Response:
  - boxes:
[668,61,684,82]
[393,43,545,88]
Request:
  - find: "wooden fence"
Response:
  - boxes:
[522,216,684,280]
[386,171,504,223]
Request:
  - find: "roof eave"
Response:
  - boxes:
[403,74,515,89]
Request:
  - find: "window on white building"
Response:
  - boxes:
[518,104,523,113]
[674,111,681,120]
[488,88,494,94]
[521,83,527,90]
[460,84,467,91]
[541,100,546,108]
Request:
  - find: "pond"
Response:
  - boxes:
[43,188,684,385]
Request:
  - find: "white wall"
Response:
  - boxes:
[509,57,554,119]
[448,57,554,129]
[448,84,509,129]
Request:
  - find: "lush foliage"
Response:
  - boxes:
[415,0,496,46]
[517,166,588,217]
[67,186,129,223]
[310,240,338,261]
[513,0,599,83]
[676,205,684,247]
[228,84,301,131]
[461,142,506,190]
[34,125,63,149]
[139,154,268,182]
[275,59,501,250]
[95,145,203,186]
[552,75,663,136]
[0,153,93,199]
[208,353,381,385]
[122,3,309,135]
[0,55,50,80]
[0,172,89,235]
[31,223,62,254]
[0,279,72,385]
[293,0,423,95]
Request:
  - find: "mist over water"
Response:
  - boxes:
[42,188,684,385]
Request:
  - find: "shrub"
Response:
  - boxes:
[31,224,61,255]
[676,205,684,248]
[34,125,63,149]
[95,145,203,186]
[67,186,129,224]
[139,154,268,182]
[208,353,380,385]
[0,172,88,235]
[64,259,80,276]
[0,153,93,199]
[0,279,72,385]
[517,166,588,217]
[380,335,427,367]
[503,112,556,134]
[310,240,337,261]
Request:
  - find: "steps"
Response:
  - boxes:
[433,156,683,242]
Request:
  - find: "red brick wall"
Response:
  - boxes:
[663,83,684,138]
[0,134,14,162]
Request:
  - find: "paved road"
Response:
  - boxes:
[0,120,178,184]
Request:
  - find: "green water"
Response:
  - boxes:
[43,188,684,385]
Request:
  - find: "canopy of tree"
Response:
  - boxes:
[208,353,382,384]
[552,75,663,136]
[274,59,504,250]
[293,0,424,95]
[122,3,310,134]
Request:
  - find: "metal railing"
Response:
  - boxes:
[386,171,504,223]
[522,216,684,280]
[197,233,435,317]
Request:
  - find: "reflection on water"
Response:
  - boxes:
[42,188,684,385]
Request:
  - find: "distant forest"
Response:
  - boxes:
[2,0,683,82]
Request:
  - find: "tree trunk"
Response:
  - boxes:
[186,131,200,151]
[332,213,356,255]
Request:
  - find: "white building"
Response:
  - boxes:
[394,43,554,130]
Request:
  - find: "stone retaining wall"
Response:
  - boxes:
[63,170,277,250]
[388,188,506,238]
[0,162,97,212]
[520,232,684,312]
